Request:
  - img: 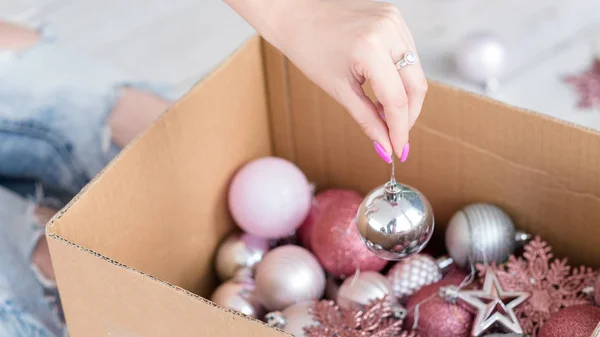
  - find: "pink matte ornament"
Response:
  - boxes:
[228,157,312,239]
[310,189,387,278]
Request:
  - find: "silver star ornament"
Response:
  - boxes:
[457,269,530,336]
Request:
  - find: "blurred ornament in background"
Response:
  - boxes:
[406,279,473,337]
[255,245,325,311]
[337,271,404,318]
[455,32,506,93]
[266,301,317,337]
[210,269,263,318]
[477,236,597,336]
[215,231,270,281]
[538,305,600,337]
[311,189,387,278]
[356,161,435,261]
[445,203,520,269]
[386,254,444,302]
[228,157,312,239]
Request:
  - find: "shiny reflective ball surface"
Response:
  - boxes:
[357,182,434,261]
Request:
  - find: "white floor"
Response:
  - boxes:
[1,0,600,129]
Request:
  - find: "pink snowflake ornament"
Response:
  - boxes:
[563,59,600,109]
[477,236,597,337]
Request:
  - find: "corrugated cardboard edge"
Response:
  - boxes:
[46,35,293,337]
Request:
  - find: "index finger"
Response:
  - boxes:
[366,52,410,159]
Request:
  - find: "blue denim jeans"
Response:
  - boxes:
[0,24,173,336]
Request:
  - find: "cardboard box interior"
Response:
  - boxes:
[47,36,600,336]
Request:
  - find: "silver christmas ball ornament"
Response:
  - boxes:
[356,165,435,261]
[445,203,516,269]
[266,301,317,337]
[455,33,506,91]
[215,231,270,281]
[210,269,264,318]
[386,254,443,302]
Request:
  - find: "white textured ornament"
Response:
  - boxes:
[455,33,506,90]
[386,254,443,301]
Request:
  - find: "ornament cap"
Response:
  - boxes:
[265,311,286,329]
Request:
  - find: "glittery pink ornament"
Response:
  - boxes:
[310,189,387,278]
[538,305,600,337]
[297,198,319,250]
[228,157,312,239]
[406,279,474,337]
[595,273,600,306]
[255,245,325,311]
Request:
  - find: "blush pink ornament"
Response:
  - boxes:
[255,245,326,311]
[310,189,387,278]
[228,157,312,239]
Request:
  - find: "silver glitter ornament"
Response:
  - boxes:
[210,269,264,318]
[266,301,317,337]
[386,254,443,302]
[357,158,434,260]
[445,203,518,269]
[215,231,270,281]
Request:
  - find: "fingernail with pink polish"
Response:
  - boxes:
[374,142,392,163]
[400,143,410,162]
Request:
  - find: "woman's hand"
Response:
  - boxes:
[225,0,428,163]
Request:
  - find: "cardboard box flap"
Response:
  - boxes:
[48,234,285,337]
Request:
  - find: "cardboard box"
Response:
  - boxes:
[46,36,600,336]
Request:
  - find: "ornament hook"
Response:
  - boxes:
[384,155,403,202]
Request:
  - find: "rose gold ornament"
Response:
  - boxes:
[538,305,600,337]
[310,189,387,278]
[266,301,317,337]
[255,245,325,311]
[337,271,402,315]
[215,231,270,281]
[478,236,597,337]
[210,270,263,318]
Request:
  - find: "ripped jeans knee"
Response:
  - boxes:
[0,21,175,337]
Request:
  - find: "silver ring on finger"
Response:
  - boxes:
[395,51,418,69]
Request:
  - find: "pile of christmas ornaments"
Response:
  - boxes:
[210,156,600,337]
